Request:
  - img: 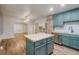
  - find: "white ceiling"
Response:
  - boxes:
[1,4,79,20]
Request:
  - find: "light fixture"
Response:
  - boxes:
[49,8,54,11]
[24,19,30,22]
[60,4,65,6]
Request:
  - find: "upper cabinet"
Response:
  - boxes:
[53,8,79,27]
[64,9,79,22]
[63,12,71,21]
[71,9,79,21]
[53,13,64,27]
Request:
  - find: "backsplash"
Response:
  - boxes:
[54,22,79,33]
[54,27,64,33]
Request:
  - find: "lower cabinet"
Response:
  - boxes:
[61,34,79,49]
[61,35,71,46]
[35,44,47,55]
[71,38,79,49]
[27,40,34,55]
[26,37,54,55]
[47,41,53,54]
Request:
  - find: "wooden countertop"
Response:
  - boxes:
[24,33,54,42]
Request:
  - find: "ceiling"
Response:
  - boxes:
[1,4,79,20]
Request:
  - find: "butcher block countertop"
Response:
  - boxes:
[24,33,54,42]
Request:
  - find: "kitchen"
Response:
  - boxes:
[0,4,79,55]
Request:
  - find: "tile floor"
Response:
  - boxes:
[53,44,79,55]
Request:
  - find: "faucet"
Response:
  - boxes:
[68,26,74,33]
[70,26,74,33]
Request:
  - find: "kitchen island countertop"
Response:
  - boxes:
[24,33,54,42]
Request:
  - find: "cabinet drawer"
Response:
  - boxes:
[47,37,53,42]
[35,39,46,47]
[35,44,47,55]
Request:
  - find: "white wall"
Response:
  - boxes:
[24,18,47,34]
[35,17,47,28]
[34,17,47,33]
[0,15,3,34]
[35,17,53,33]
[3,16,14,35]
[2,15,27,35]
[14,23,27,33]
[26,21,35,34]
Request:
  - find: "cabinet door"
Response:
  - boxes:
[53,14,63,27]
[71,37,79,49]
[27,40,34,55]
[61,35,71,46]
[35,44,47,55]
[47,41,53,54]
[71,9,79,21]
[63,12,70,21]
[76,9,79,20]
[58,14,63,26]
[53,15,58,26]
[61,35,79,49]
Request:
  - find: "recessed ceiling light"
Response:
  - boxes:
[49,8,54,11]
[60,4,65,6]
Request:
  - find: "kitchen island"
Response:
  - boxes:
[24,33,54,55]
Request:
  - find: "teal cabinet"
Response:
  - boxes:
[53,15,59,27]
[70,37,79,49]
[61,34,79,49]
[26,37,54,55]
[64,12,72,21]
[53,8,79,27]
[35,39,46,47]
[72,39,79,49]
[61,35,71,46]
[70,9,79,21]
[64,9,79,21]
[27,40,34,55]
[47,41,53,54]
[53,14,63,27]
[35,44,47,55]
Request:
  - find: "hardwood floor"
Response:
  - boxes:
[53,44,79,55]
[0,39,79,55]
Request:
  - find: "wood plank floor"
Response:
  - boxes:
[53,44,79,55]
